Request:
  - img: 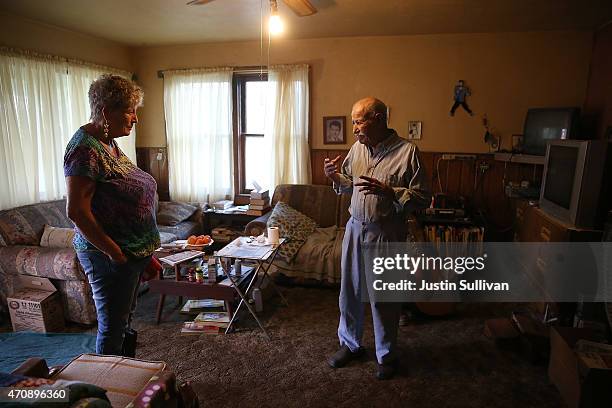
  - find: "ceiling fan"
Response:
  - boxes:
[186,0,317,17]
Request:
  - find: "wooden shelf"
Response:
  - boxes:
[494,153,545,165]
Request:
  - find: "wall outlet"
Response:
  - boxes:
[407,121,422,140]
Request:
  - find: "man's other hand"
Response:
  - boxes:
[324,155,342,178]
[355,175,395,200]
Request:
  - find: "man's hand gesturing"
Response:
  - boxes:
[355,175,395,200]
[324,155,342,178]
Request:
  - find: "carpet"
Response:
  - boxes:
[0,332,96,373]
[131,285,564,408]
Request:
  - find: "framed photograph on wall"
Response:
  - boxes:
[323,116,346,144]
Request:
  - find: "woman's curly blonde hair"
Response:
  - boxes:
[88,74,144,125]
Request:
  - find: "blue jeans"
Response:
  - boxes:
[77,250,151,355]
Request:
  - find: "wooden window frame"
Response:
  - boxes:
[233,72,268,199]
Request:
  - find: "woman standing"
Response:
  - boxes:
[64,74,160,355]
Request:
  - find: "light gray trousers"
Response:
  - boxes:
[337,216,405,364]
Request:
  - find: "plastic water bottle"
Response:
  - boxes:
[252,288,263,312]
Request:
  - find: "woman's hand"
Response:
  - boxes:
[109,251,128,265]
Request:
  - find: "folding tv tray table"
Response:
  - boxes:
[214,237,288,339]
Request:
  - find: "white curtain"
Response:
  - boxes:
[0,50,135,210]
[163,68,233,203]
[264,64,311,191]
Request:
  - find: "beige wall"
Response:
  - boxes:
[0,11,132,71]
[133,30,592,152]
[0,14,592,152]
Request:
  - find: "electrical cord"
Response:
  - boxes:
[436,156,444,194]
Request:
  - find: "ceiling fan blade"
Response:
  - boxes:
[282,0,317,16]
[186,0,216,5]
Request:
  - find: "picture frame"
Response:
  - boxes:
[323,116,346,144]
[407,121,422,140]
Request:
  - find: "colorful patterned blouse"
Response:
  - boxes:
[63,128,160,258]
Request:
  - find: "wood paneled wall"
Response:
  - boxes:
[138,145,542,240]
[136,147,170,201]
[311,149,543,240]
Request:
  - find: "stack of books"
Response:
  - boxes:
[181,311,230,335]
[247,190,271,216]
[180,321,223,335]
[180,299,225,315]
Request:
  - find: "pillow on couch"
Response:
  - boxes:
[267,202,317,262]
[156,202,198,226]
[40,225,75,248]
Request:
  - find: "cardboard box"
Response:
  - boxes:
[548,327,612,408]
[7,275,64,333]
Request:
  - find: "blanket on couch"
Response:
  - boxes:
[271,226,344,284]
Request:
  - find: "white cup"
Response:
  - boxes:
[267,226,280,245]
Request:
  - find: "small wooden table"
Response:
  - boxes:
[148,265,255,325]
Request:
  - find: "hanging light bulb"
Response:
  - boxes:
[269,0,283,35]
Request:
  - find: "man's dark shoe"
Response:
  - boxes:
[328,345,365,368]
[376,360,399,380]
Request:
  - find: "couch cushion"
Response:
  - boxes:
[267,202,317,262]
[156,202,198,226]
[272,184,339,227]
[158,231,177,244]
[0,200,72,246]
[0,246,83,281]
[56,280,97,324]
[40,225,75,248]
[158,220,201,241]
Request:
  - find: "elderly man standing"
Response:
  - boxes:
[324,97,431,379]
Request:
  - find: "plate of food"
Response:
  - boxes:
[185,234,214,250]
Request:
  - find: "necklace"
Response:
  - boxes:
[101,138,118,158]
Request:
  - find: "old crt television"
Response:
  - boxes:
[539,140,611,228]
[522,107,580,155]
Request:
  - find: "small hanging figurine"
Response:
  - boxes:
[450,79,474,117]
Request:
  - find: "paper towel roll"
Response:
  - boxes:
[267,226,280,245]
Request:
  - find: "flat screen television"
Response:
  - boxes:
[539,140,611,229]
[522,107,580,155]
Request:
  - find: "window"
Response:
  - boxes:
[0,50,135,210]
[234,73,269,194]
[164,65,310,203]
